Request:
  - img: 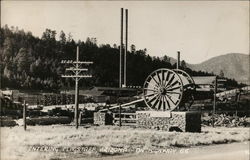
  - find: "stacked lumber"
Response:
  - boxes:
[0,116,17,127]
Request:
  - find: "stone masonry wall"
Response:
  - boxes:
[94,112,113,125]
[136,111,201,132]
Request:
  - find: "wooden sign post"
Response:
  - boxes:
[23,100,27,130]
[212,76,217,127]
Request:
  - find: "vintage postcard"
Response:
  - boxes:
[0,1,249,160]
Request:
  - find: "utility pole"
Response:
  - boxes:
[61,46,93,129]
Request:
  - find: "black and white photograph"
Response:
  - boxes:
[0,1,249,160]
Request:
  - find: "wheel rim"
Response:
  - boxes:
[173,69,196,91]
[143,68,183,111]
[173,69,196,109]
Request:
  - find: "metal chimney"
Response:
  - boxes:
[124,9,128,87]
[177,51,180,70]
[119,8,124,88]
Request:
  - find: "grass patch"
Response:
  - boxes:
[1,125,249,160]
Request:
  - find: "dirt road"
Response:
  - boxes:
[89,142,249,160]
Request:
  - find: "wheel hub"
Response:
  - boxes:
[159,87,167,95]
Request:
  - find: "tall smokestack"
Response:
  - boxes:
[177,51,180,70]
[124,9,128,87]
[119,8,124,88]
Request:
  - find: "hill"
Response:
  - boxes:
[189,53,249,84]
[0,26,180,90]
[0,25,242,90]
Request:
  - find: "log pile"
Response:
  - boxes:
[0,116,17,127]
[25,116,71,125]
[202,114,250,127]
[42,94,88,106]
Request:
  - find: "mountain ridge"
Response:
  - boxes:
[189,53,249,84]
[164,53,249,84]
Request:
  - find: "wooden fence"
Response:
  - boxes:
[113,113,137,126]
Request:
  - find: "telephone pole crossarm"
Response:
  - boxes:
[60,46,93,129]
[61,75,92,78]
[72,61,93,64]
[66,68,88,71]
[61,60,93,64]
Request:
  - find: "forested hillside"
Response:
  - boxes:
[0,25,240,91]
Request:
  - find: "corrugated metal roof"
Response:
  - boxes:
[193,76,216,85]
[92,87,137,91]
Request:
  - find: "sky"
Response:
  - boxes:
[1,1,249,64]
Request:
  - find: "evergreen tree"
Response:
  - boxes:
[15,48,32,73]
[219,70,225,77]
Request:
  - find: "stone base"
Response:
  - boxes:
[93,112,113,125]
[136,111,201,132]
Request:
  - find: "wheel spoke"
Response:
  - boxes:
[144,88,158,92]
[163,71,170,87]
[146,81,158,89]
[166,95,177,105]
[150,75,160,88]
[165,74,175,88]
[166,80,180,90]
[167,93,180,101]
[166,91,181,95]
[161,70,165,86]
[167,85,181,91]
[151,94,161,109]
[164,95,171,109]
[146,93,159,103]
[162,96,166,110]
[156,71,162,86]
[157,95,162,110]
[161,95,167,111]
[166,71,170,81]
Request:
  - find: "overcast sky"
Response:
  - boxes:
[1,1,249,64]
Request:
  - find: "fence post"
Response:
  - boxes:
[236,90,241,117]
[212,76,217,127]
[79,111,82,126]
[23,100,27,131]
[119,104,122,127]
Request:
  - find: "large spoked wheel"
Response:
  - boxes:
[143,68,184,111]
[173,69,196,110]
